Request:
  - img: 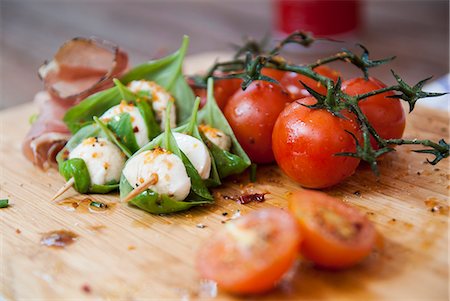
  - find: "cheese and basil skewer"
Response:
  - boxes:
[198,124,231,152]
[68,137,125,185]
[120,101,213,214]
[127,80,177,130]
[196,78,251,179]
[100,101,150,148]
[53,125,127,200]
[122,147,191,202]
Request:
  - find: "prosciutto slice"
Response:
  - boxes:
[22,38,128,169]
[22,91,72,169]
[38,37,128,105]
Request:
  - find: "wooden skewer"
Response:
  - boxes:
[123,173,159,203]
[51,177,75,201]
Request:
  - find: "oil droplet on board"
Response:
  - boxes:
[41,230,78,248]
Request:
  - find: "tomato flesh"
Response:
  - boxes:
[272,97,361,188]
[224,81,292,163]
[288,189,376,269]
[197,208,302,294]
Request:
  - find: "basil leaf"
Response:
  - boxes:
[160,102,212,201]
[59,158,91,193]
[107,113,140,153]
[121,35,195,124]
[90,183,119,194]
[93,117,132,158]
[197,78,251,178]
[129,190,209,215]
[174,97,221,187]
[136,101,161,141]
[0,199,9,208]
[64,87,122,133]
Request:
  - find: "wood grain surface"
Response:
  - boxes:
[0,54,449,300]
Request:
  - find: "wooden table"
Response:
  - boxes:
[0,52,449,300]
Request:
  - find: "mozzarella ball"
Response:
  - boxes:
[122,148,191,201]
[100,101,149,148]
[127,80,177,129]
[173,133,211,180]
[199,124,232,152]
[69,137,125,185]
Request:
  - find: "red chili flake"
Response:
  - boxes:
[16,229,21,234]
[133,126,139,133]
[236,193,267,204]
[81,284,91,294]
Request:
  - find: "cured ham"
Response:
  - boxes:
[22,38,128,169]
[39,37,128,104]
[22,91,71,169]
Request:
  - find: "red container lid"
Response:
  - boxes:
[275,0,360,36]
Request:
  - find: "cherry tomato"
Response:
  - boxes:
[224,80,291,163]
[272,97,361,188]
[261,67,286,82]
[342,77,406,148]
[189,76,242,110]
[288,189,376,269]
[280,66,341,100]
[197,208,302,294]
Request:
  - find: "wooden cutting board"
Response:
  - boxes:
[1,53,449,301]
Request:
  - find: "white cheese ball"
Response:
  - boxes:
[199,124,232,152]
[173,133,211,180]
[69,137,125,186]
[100,101,149,148]
[122,148,191,201]
[127,80,177,130]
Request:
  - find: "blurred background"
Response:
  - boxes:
[1,0,449,109]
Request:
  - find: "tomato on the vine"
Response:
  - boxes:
[261,67,287,82]
[288,189,376,269]
[224,80,292,163]
[342,77,406,148]
[189,75,242,110]
[272,96,361,188]
[279,66,341,100]
[197,208,302,294]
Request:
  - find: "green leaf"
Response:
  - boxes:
[29,113,39,125]
[107,113,140,153]
[0,199,9,208]
[129,189,210,215]
[121,35,195,124]
[90,183,119,194]
[59,158,91,193]
[136,100,161,141]
[174,97,221,187]
[113,78,136,101]
[64,87,122,133]
[93,117,133,158]
[197,78,251,178]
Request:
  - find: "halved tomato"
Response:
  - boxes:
[197,208,302,294]
[288,189,376,269]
